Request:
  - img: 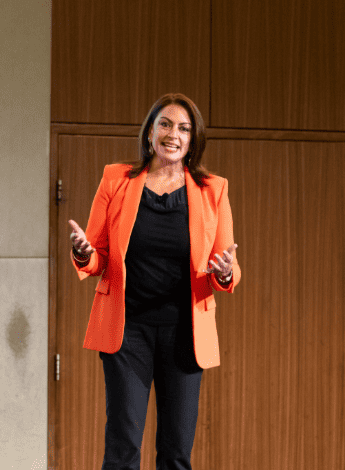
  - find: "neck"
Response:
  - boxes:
[148,157,185,179]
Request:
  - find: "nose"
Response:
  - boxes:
[168,125,179,138]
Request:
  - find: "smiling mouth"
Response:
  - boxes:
[162,143,179,149]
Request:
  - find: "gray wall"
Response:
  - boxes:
[0,1,51,468]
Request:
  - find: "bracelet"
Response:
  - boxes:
[217,270,232,284]
[72,253,90,264]
[72,246,91,264]
[72,252,90,264]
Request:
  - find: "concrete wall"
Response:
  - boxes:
[0,1,51,468]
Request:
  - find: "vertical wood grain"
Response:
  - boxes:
[195,139,345,469]
[50,128,345,469]
[211,0,345,130]
[51,0,210,125]
[56,135,161,470]
[50,0,345,467]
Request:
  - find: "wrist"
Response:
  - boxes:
[72,246,91,263]
[216,270,232,283]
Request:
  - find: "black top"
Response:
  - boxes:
[124,184,192,325]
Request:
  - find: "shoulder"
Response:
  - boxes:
[101,164,227,192]
[102,163,133,180]
[201,172,227,193]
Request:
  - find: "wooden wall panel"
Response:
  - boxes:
[51,0,210,125]
[50,125,345,469]
[198,139,345,469]
[211,0,345,131]
[50,0,345,466]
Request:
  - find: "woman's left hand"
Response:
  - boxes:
[203,244,238,277]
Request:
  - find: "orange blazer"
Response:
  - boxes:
[70,163,241,369]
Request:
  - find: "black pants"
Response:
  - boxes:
[99,316,204,470]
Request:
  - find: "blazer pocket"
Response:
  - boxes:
[95,277,110,294]
[205,295,216,310]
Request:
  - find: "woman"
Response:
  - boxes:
[69,93,241,470]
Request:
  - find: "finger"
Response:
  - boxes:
[80,241,95,254]
[203,258,217,273]
[222,250,233,262]
[82,246,95,255]
[204,263,212,272]
[226,244,238,253]
[216,253,231,269]
[80,241,90,251]
[215,254,233,274]
[215,254,226,266]
[209,260,221,271]
[68,220,80,231]
[75,240,86,251]
[203,262,215,273]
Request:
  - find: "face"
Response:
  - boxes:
[148,104,192,167]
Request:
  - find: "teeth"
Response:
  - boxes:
[163,144,178,148]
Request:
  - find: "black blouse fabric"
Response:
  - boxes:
[124,184,192,326]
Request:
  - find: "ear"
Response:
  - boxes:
[148,124,153,140]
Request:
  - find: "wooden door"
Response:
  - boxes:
[54,135,157,469]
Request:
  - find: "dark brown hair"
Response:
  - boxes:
[116,92,218,187]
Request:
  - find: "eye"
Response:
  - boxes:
[159,120,191,132]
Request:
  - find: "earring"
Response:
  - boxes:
[148,138,154,155]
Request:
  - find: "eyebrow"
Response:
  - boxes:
[160,116,191,125]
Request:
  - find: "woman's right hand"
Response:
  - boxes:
[68,219,95,256]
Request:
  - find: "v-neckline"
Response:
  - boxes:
[144,183,186,197]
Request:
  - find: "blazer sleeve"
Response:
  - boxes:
[70,166,112,280]
[208,178,241,293]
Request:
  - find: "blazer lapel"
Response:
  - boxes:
[117,165,207,273]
